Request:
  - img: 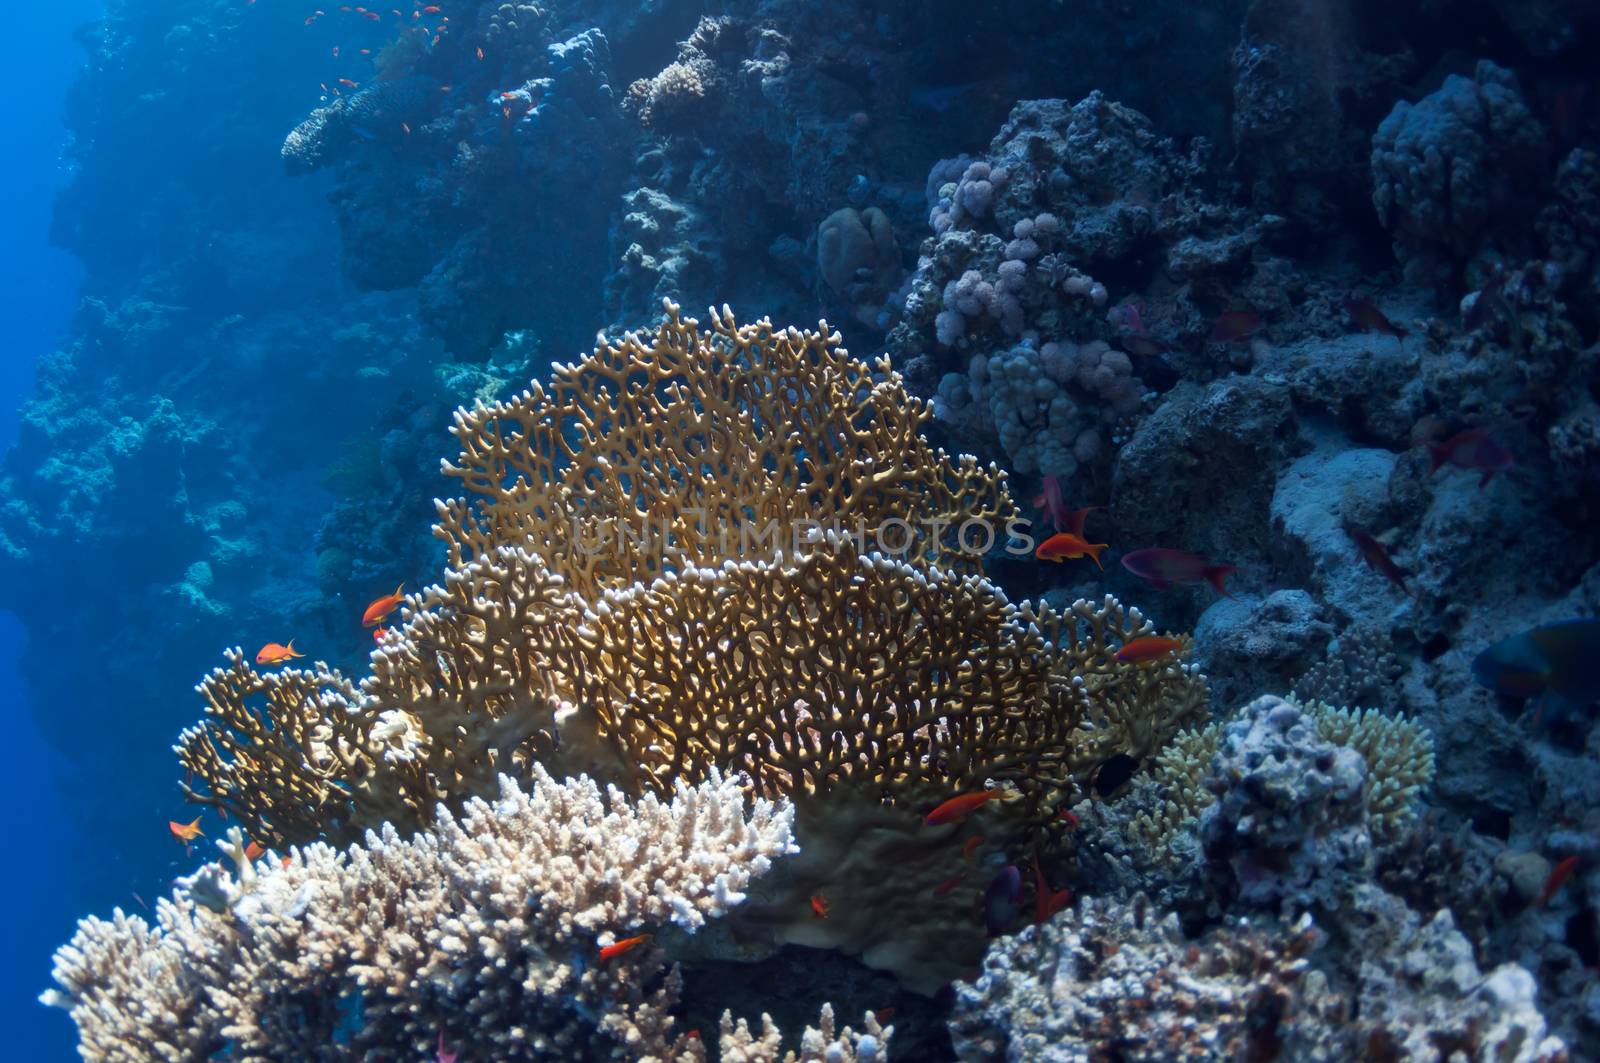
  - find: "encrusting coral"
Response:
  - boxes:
[44,764,829,1061]
[172,302,1207,990]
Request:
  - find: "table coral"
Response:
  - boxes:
[44,765,809,1061]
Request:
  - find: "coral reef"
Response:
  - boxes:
[45,765,806,1061]
[175,304,1207,993]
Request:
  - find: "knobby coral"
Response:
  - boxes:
[45,765,822,1061]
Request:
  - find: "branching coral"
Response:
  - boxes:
[46,765,803,1061]
[174,303,1208,987]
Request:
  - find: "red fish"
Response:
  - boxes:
[1344,298,1408,347]
[1120,548,1236,594]
[1344,523,1410,596]
[809,894,829,919]
[1426,429,1514,488]
[1114,635,1184,664]
[873,1008,896,1025]
[1539,856,1580,908]
[1057,807,1079,829]
[362,584,405,627]
[962,835,984,864]
[1209,310,1261,344]
[932,872,967,897]
[337,77,359,89]
[244,840,266,861]
[1035,532,1108,568]
[373,627,391,643]
[598,933,651,963]
[925,790,1003,826]
[256,640,304,665]
[1031,852,1071,925]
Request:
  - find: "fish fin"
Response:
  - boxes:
[1205,565,1237,596]
[394,583,405,597]
[1426,443,1447,474]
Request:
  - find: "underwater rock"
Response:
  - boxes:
[1371,60,1547,288]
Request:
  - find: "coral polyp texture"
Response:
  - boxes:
[44,765,820,1062]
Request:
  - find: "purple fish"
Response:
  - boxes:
[1426,429,1514,488]
[1121,548,1237,595]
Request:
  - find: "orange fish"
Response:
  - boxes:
[244,840,266,861]
[598,933,651,963]
[169,816,204,844]
[1057,807,1080,828]
[809,894,829,919]
[372,626,391,643]
[873,1007,896,1024]
[961,835,984,864]
[1035,532,1108,568]
[925,789,1003,826]
[1114,636,1184,664]
[338,77,359,88]
[476,46,484,60]
[281,855,293,870]
[362,584,405,627]
[931,872,967,897]
[256,640,304,665]
[1539,855,1580,908]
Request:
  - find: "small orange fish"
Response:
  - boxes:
[926,789,1003,826]
[1345,522,1410,596]
[256,640,304,665]
[362,583,405,627]
[338,77,359,88]
[1539,855,1580,908]
[281,855,293,870]
[244,840,266,861]
[809,894,829,918]
[1031,853,1071,925]
[598,933,651,963]
[962,835,984,864]
[932,872,967,897]
[1035,532,1108,568]
[169,816,204,844]
[476,45,484,60]
[1057,807,1080,829]
[1114,636,1184,664]
[873,1007,896,1024]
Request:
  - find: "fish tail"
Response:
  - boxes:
[1205,565,1237,596]
[1086,543,1107,570]
[394,583,405,597]
[1426,443,1448,474]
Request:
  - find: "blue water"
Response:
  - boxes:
[1,0,100,1055]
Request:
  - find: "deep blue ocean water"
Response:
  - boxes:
[2,0,100,1055]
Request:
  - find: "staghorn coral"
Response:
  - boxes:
[45,765,804,1061]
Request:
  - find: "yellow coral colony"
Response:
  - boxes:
[176,302,1208,986]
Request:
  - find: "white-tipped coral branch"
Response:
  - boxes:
[44,765,800,1061]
